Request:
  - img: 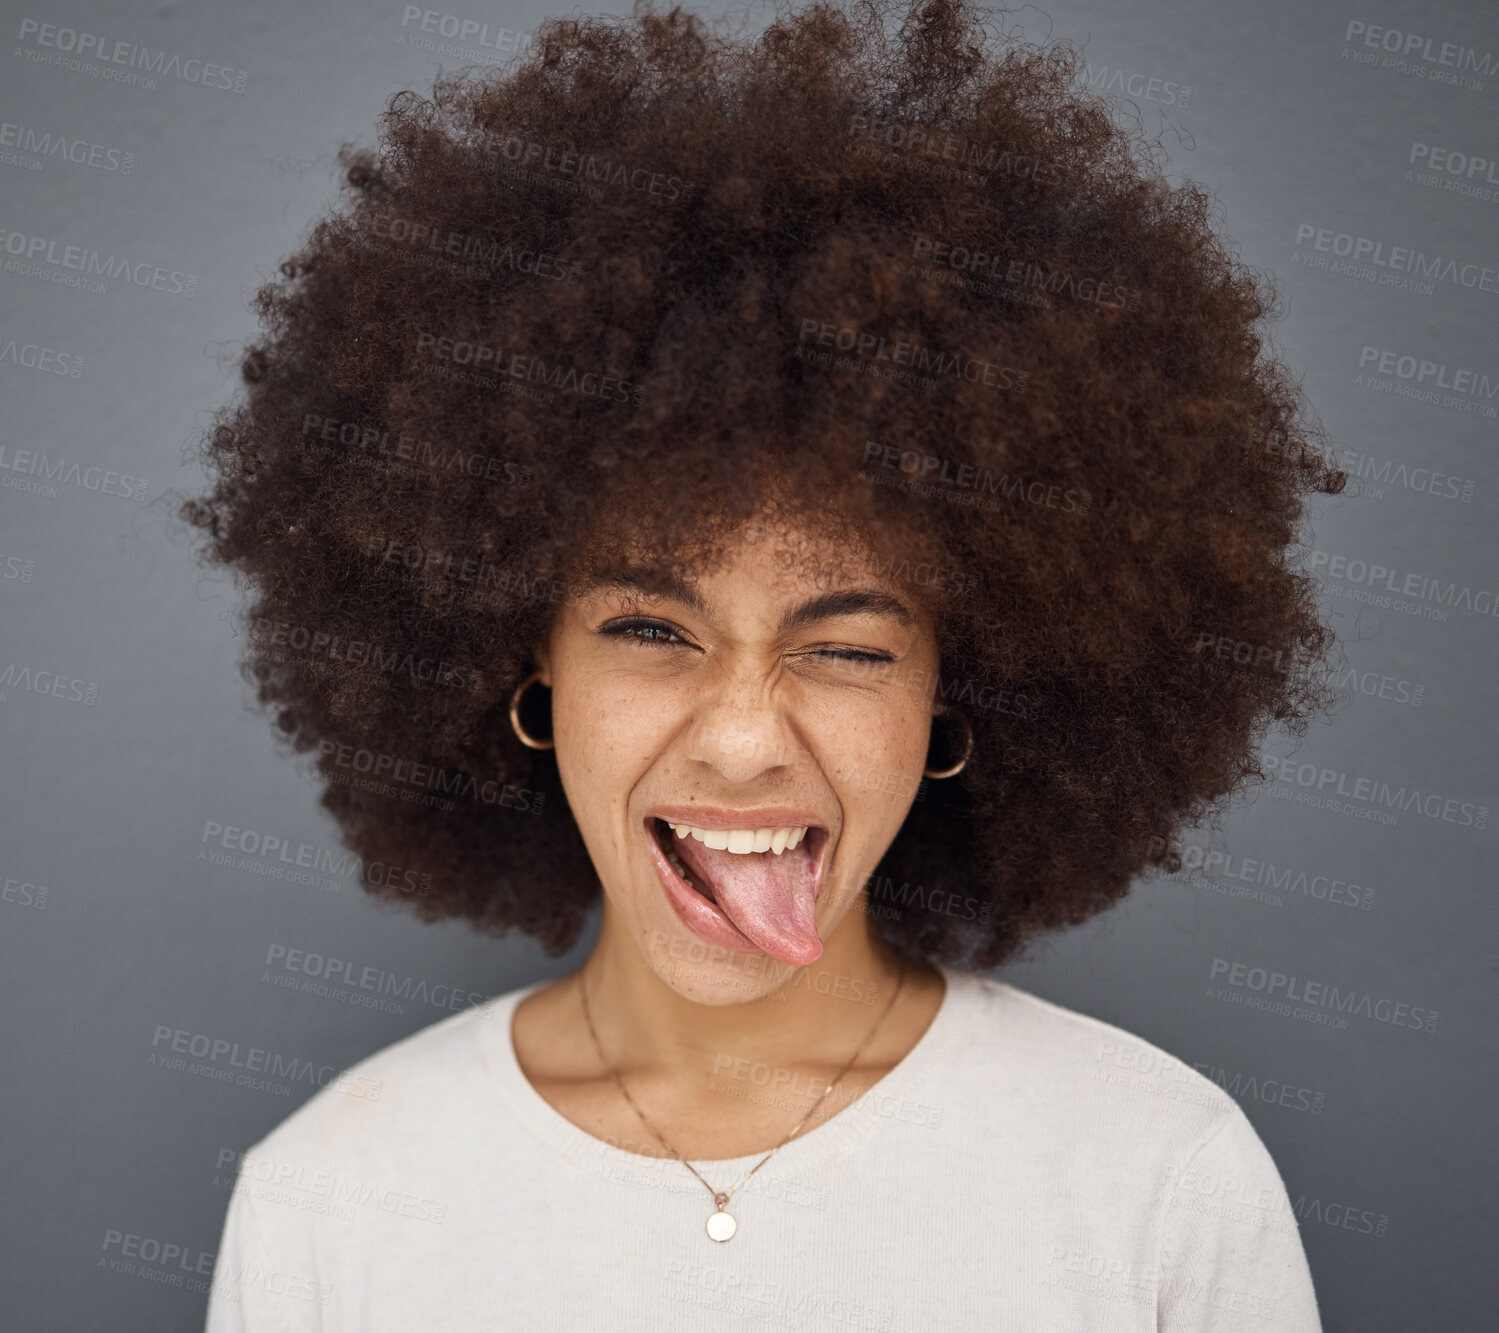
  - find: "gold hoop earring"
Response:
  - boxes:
[508,670,555,750]
[923,707,972,779]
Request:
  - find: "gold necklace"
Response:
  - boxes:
[577,962,908,1242]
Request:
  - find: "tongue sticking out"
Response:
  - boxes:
[670,827,824,967]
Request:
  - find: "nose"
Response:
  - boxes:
[683,669,803,785]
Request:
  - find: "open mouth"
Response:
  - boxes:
[653,817,720,903]
[645,815,829,967]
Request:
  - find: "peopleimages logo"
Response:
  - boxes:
[0,339,84,377]
[861,440,1092,512]
[315,741,546,814]
[198,818,428,897]
[1342,21,1498,79]
[0,228,197,296]
[1308,547,1499,621]
[148,1025,386,1098]
[1335,447,1475,505]
[0,445,146,500]
[1191,1062,1327,1116]
[1260,748,1488,830]
[300,412,532,486]
[218,1147,449,1225]
[262,943,487,1016]
[1155,838,1376,911]
[1077,63,1191,107]
[397,6,531,55]
[1408,143,1499,187]
[414,331,644,405]
[0,120,134,173]
[250,613,481,692]
[1293,223,1498,295]
[1208,959,1438,1033]
[1357,345,1498,396]
[0,662,98,706]
[797,317,1028,393]
[15,19,248,92]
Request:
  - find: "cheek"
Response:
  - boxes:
[551,676,673,815]
[812,697,930,812]
[846,675,933,761]
[559,671,656,745]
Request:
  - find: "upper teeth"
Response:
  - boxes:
[669,823,809,855]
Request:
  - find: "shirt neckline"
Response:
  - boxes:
[476,961,972,1181]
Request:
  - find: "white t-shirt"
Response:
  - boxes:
[204,966,1322,1330]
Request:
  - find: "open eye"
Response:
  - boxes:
[599,617,692,648]
[600,617,895,665]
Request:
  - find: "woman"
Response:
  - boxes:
[191,0,1341,1326]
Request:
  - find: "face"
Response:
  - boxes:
[532,517,944,1005]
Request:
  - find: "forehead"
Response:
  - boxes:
[594,537,892,591]
[589,564,918,631]
[564,491,950,630]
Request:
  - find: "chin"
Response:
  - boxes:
[636,917,802,1006]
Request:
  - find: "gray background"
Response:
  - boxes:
[1,0,1495,1328]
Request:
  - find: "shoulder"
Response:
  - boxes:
[207,985,540,1328]
[950,969,1239,1112]
[943,975,1320,1323]
[941,970,1250,1170]
[233,980,535,1176]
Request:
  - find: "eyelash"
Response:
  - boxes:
[600,618,894,664]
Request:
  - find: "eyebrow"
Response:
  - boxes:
[595,571,914,631]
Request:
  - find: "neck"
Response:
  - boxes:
[578,904,923,1078]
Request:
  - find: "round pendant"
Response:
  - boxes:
[706,1210,737,1242]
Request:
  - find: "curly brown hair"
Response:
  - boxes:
[178,0,1346,971]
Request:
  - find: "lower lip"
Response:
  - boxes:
[645,819,818,956]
